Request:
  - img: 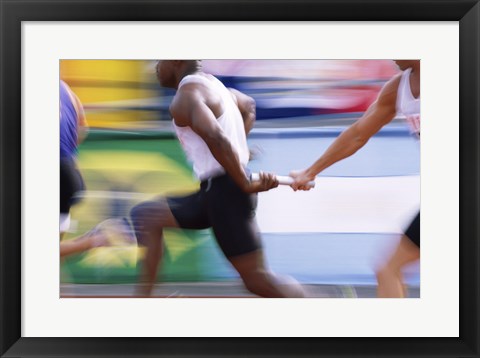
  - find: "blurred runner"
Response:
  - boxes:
[131,60,305,298]
[60,80,132,257]
[290,60,420,298]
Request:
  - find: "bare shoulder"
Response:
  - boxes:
[176,82,213,105]
[377,73,402,106]
[170,83,203,124]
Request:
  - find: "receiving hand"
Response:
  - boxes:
[289,169,315,191]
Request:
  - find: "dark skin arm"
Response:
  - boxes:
[170,83,278,193]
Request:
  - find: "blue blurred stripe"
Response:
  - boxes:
[262,232,420,286]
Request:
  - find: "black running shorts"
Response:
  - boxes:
[60,156,85,214]
[405,211,420,247]
[167,173,261,258]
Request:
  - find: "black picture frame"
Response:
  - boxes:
[1,0,479,357]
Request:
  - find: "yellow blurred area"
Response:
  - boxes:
[80,246,141,269]
[60,60,158,128]
[77,229,208,269]
[77,151,199,194]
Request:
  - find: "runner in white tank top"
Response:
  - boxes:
[131,60,305,298]
[173,73,250,180]
[289,60,420,298]
[396,67,420,138]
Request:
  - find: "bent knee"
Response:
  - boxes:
[376,265,400,282]
[130,199,171,229]
[240,270,267,290]
[242,272,273,297]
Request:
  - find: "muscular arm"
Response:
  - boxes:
[229,88,256,136]
[292,75,400,187]
[171,84,275,193]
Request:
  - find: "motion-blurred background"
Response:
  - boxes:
[60,60,420,298]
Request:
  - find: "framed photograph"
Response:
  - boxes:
[1,0,478,357]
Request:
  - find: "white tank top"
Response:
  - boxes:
[173,74,250,180]
[396,68,420,138]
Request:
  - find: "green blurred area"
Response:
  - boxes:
[61,131,237,284]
